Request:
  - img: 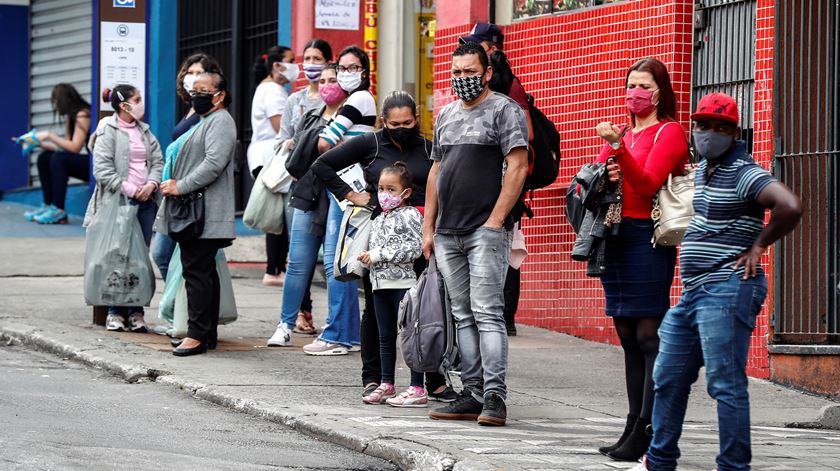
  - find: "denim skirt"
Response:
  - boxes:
[600,218,677,317]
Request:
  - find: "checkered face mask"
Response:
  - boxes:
[451,74,485,103]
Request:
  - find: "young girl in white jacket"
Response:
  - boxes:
[357,162,428,406]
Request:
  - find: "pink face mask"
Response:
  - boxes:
[319,82,346,106]
[378,189,407,212]
[626,87,657,117]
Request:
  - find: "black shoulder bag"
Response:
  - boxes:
[167,190,206,243]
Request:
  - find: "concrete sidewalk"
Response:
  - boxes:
[1,235,840,471]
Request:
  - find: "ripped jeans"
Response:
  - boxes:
[434,227,512,400]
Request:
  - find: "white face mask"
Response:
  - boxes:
[279,63,299,84]
[125,101,145,121]
[337,71,363,93]
[183,74,197,93]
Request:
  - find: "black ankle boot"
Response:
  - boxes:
[598,414,637,456]
[607,416,651,461]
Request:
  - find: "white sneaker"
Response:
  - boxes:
[266,324,293,347]
[629,456,650,471]
[302,339,348,356]
[105,314,126,332]
[348,344,361,352]
[127,312,147,333]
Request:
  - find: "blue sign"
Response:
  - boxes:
[114,0,135,8]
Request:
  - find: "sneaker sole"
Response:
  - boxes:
[106,327,125,332]
[477,414,506,426]
[266,342,293,347]
[130,326,148,333]
[362,394,396,405]
[428,411,480,421]
[303,348,348,356]
[387,401,428,408]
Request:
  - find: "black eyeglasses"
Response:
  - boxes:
[337,64,363,73]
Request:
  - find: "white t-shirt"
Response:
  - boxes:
[248,81,288,171]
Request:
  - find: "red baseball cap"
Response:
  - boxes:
[690,93,740,125]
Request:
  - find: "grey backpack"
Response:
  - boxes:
[398,256,458,375]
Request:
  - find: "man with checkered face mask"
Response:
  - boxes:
[422,41,529,426]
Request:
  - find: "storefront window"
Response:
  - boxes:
[514,0,624,20]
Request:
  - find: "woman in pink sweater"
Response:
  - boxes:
[85,84,163,333]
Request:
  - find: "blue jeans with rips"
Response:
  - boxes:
[434,226,512,401]
[317,197,361,346]
[646,272,767,471]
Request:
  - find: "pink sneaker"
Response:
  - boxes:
[362,383,395,404]
[386,386,428,408]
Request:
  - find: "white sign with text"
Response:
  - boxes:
[99,21,146,110]
[315,0,360,31]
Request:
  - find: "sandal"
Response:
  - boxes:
[293,311,317,335]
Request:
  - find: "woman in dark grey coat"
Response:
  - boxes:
[155,72,237,356]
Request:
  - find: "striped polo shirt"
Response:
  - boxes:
[679,141,776,290]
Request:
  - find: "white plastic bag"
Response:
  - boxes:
[166,247,238,337]
[260,140,294,194]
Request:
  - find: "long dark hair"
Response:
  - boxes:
[336,45,371,92]
[488,50,514,95]
[51,83,90,136]
[176,53,223,103]
[303,38,333,62]
[254,45,292,85]
[626,57,677,124]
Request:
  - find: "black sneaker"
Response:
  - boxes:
[428,385,458,403]
[477,393,507,426]
[362,382,379,398]
[428,389,483,420]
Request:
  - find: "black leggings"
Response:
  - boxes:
[37,150,89,209]
[613,316,662,419]
[371,288,447,391]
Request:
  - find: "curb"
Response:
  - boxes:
[0,324,488,471]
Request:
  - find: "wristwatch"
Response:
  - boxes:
[610,140,622,151]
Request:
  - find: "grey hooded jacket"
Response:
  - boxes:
[83,114,163,227]
[153,109,237,240]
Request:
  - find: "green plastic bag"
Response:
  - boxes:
[243,165,285,235]
[84,195,155,307]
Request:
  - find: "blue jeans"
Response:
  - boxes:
[435,227,512,400]
[647,273,768,471]
[151,232,177,281]
[279,208,322,329]
[316,197,361,346]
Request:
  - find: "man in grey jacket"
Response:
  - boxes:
[156,72,237,357]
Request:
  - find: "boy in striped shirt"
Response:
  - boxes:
[636,93,802,471]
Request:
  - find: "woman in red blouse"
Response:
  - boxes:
[593,58,689,461]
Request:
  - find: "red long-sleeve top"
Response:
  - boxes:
[596,121,689,219]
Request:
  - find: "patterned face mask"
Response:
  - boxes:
[451,75,485,103]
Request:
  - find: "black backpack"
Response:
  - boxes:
[524,93,561,191]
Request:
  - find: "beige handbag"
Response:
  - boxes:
[651,165,696,246]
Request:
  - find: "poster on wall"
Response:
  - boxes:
[315,0,361,30]
[99,21,146,110]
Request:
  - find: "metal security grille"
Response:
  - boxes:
[692,0,757,151]
[29,0,93,183]
[773,0,840,344]
[177,0,278,209]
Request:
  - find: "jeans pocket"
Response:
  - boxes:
[700,282,738,297]
[477,226,506,234]
[735,283,767,330]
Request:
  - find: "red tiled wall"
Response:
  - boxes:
[434,0,774,378]
[749,0,775,377]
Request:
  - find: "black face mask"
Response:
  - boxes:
[191,92,220,115]
[386,125,419,147]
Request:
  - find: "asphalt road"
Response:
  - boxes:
[0,344,396,471]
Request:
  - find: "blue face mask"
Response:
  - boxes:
[692,130,734,161]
